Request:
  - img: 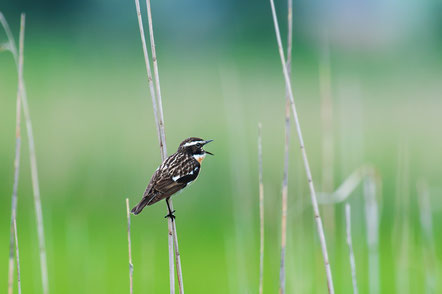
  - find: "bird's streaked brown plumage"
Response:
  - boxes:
[131,137,213,216]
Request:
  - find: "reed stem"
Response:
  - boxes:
[133,1,184,292]
[345,203,358,294]
[126,199,134,294]
[7,13,25,294]
[268,1,334,292]
[279,1,292,292]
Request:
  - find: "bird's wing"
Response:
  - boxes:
[146,174,185,206]
[154,157,198,191]
[169,155,200,184]
[140,153,201,206]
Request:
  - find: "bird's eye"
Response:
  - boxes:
[196,143,202,148]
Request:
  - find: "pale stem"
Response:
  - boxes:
[269,0,335,292]
[279,1,292,293]
[1,12,49,294]
[133,1,184,292]
[345,203,359,294]
[126,199,134,294]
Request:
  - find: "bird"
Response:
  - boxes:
[131,137,213,219]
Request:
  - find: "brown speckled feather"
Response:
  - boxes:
[131,151,201,214]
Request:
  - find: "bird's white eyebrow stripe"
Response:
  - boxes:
[182,140,205,147]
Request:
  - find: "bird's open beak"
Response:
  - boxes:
[203,140,214,155]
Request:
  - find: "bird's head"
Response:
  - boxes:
[178,137,214,162]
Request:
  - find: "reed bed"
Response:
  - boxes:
[279,0,293,293]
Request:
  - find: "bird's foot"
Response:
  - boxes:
[164,210,176,220]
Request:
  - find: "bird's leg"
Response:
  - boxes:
[165,198,176,220]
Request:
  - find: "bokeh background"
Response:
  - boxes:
[1,0,442,293]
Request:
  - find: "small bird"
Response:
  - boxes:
[131,137,213,218]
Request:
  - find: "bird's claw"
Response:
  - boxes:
[165,210,176,220]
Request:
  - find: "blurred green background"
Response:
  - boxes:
[1,0,442,293]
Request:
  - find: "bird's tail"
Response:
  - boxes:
[131,198,149,215]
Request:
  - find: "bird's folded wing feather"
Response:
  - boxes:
[142,154,199,205]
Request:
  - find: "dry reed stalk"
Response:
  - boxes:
[363,172,380,294]
[268,1,334,292]
[258,123,264,294]
[145,1,184,292]
[126,199,134,294]
[6,13,25,294]
[133,1,174,291]
[21,58,50,294]
[133,0,161,146]
[145,2,184,291]
[416,180,437,293]
[316,165,380,294]
[146,0,166,154]
[317,168,365,204]
[133,1,184,292]
[279,1,292,293]
[345,203,358,294]
[1,12,49,294]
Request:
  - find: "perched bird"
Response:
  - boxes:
[131,137,213,218]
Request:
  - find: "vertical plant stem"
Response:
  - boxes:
[146,0,167,155]
[133,0,174,292]
[171,225,183,294]
[258,123,264,294]
[126,199,134,294]
[268,1,335,293]
[363,173,380,294]
[133,0,162,147]
[133,1,184,293]
[279,1,292,293]
[2,12,49,294]
[145,1,184,293]
[167,225,175,294]
[345,203,358,294]
[7,13,25,294]
[22,61,50,294]
[145,2,184,292]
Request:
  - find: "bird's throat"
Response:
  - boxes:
[193,153,206,163]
